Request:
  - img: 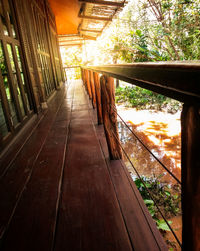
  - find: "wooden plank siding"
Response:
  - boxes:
[0,81,167,250]
[0,0,64,151]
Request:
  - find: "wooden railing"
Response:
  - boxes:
[81,62,200,251]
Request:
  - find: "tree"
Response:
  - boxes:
[93,0,200,63]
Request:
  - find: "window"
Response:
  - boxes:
[0,0,33,144]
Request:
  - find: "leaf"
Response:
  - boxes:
[165,191,171,196]
[156,219,172,231]
[144,199,154,205]
[135,29,142,37]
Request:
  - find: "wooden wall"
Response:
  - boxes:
[0,0,64,150]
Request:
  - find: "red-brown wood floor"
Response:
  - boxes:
[0,80,167,251]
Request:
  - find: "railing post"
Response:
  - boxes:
[81,68,85,86]
[85,69,92,99]
[100,75,122,160]
[93,72,103,124]
[181,104,200,251]
[89,70,96,108]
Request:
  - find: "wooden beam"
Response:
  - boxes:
[78,14,112,21]
[93,72,103,124]
[181,104,200,251]
[78,0,124,7]
[84,63,200,104]
[58,34,80,37]
[59,39,84,43]
[100,75,122,160]
[85,70,92,99]
[81,34,97,40]
[80,29,102,33]
[81,68,86,88]
[59,44,82,47]
[89,70,96,108]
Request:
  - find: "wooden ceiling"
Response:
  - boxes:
[48,0,81,35]
[48,0,126,47]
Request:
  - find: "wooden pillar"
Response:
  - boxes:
[82,68,86,88]
[85,70,92,99]
[93,72,103,124]
[181,104,200,251]
[81,68,84,85]
[116,78,119,88]
[100,75,122,160]
[89,70,96,108]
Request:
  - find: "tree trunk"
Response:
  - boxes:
[85,69,92,99]
[89,70,96,108]
[93,72,103,124]
[81,68,85,86]
[100,75,122,160]
[181,104,200,251]
[116,79,119,88]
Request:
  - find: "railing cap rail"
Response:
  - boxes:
[81,61,200,104]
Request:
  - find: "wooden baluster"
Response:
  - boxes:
[93,72,103,124]
[100,75,122,160]
[85,69,92,99]
[89,70,96,108]
[81,68,85,86]
[181,104,200,251]
[84,69,88,89]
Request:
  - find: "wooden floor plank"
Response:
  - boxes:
[108,160,168,251]
[0,86,67,242]
[0,85,73,251]
[91,104,168,251]
[0,80,168,251]
[0,112,45,177]
[54,82,132,251]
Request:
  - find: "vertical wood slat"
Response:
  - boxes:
[181,104,200,251]
[93,72,103,125]
[85,69,92,99]
[0,71,13,132]
[100,75,122,160]
[11,44,29,115]
[18,0,45,108]
[89,70,96,108]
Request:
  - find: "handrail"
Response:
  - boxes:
[82,61,200,104]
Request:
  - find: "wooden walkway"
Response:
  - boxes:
[0,80,167,251]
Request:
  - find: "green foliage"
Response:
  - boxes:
[115,86,182,113]
[157,219,172,231]
[99,0,200,63]
[134,176,181,231]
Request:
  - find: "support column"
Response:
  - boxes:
[89,70,96,108]
[93,72,103,124]
[100,75,122,160]
[81,68,85,86]
[85,70,92,99]
[181,104,200,251]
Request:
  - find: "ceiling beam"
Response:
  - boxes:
[58,34,80,37]
[78,14,112,21]
[59,39,84,42]
[59,44,83,47]
[78,0,124,7]
[80,29,102,33]
[81,34,97,40]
